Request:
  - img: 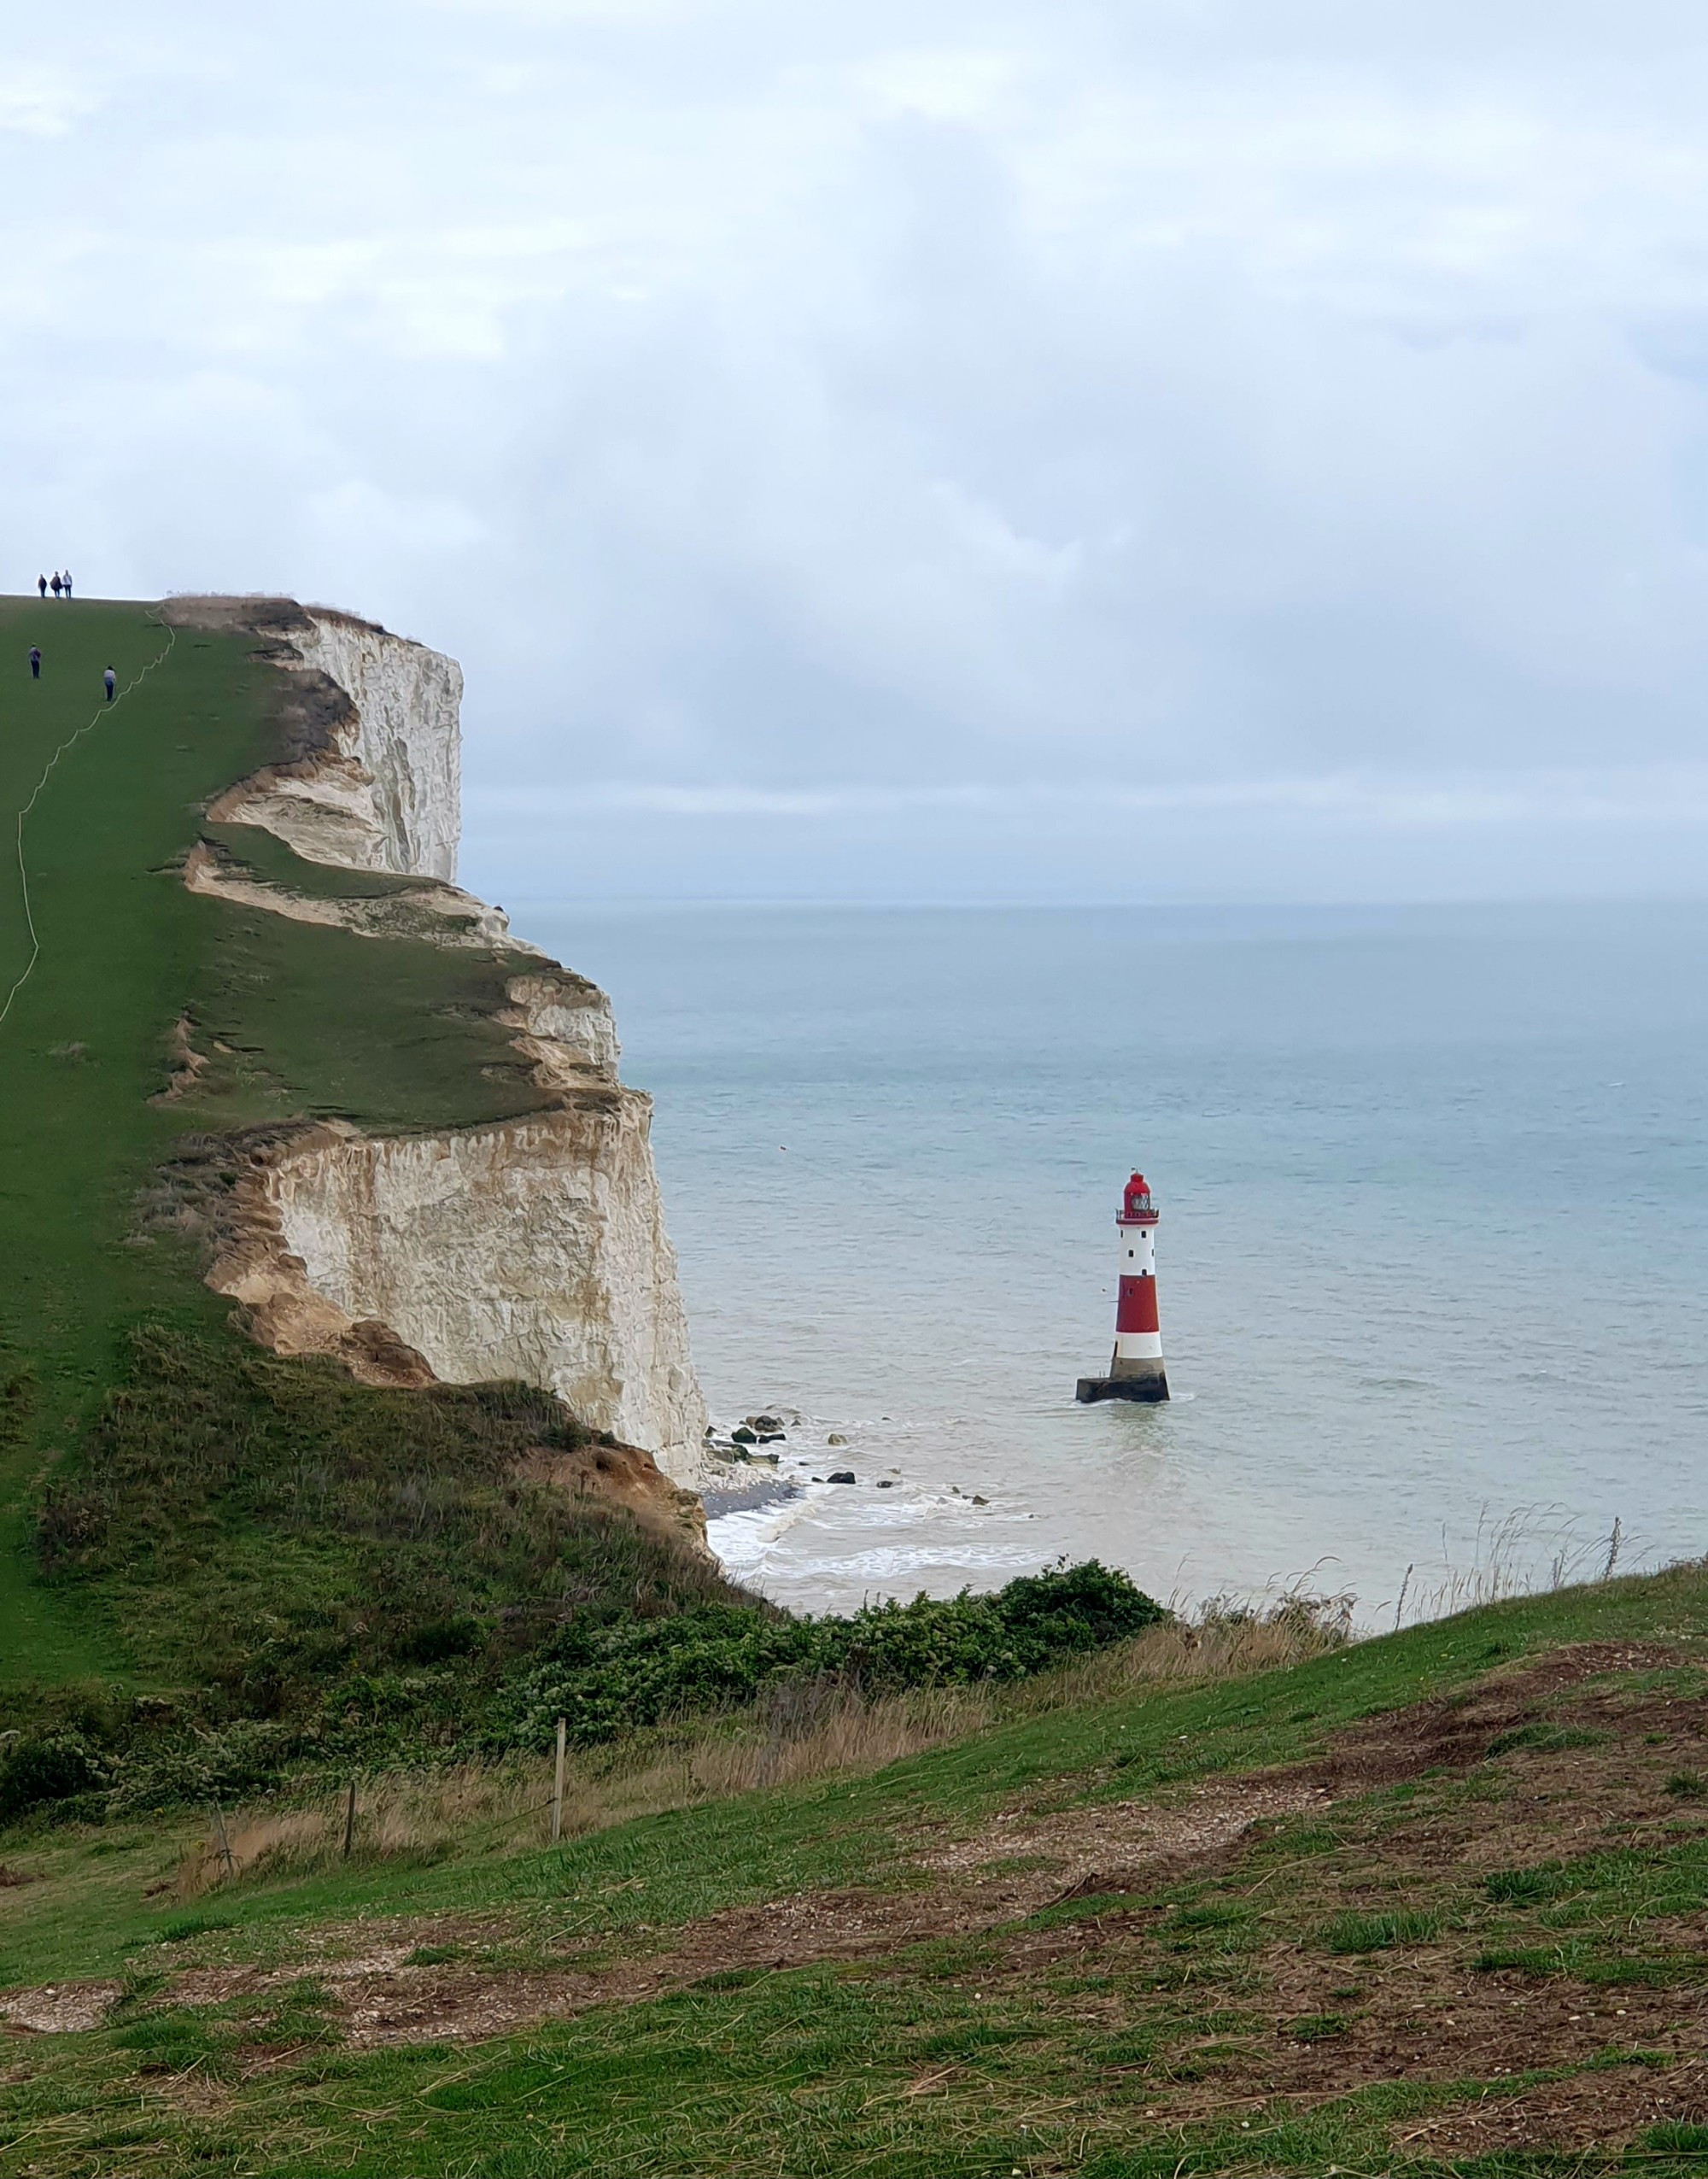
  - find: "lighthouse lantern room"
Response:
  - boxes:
[1074,1171,1171,1404]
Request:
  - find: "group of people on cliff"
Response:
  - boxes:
[37,571,72,599]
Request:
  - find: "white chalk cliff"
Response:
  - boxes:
[168,599,708,1480]
[202,607,465,884]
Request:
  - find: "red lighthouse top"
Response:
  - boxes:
[1118,1172,1159,1226]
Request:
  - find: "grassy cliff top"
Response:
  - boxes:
[0,599,600,1687]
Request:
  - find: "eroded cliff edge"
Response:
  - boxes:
[161,596,709,1481]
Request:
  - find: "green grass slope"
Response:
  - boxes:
[4,1563,1708,2175]
[0,599,267,1678]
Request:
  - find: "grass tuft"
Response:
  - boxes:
[1319,1910,1440,1953]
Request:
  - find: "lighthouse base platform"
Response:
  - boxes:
[1075,1370,1170,1405]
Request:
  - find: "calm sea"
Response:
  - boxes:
[518,902,1708,1622]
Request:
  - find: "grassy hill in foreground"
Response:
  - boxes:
[5,1563,1708,2175]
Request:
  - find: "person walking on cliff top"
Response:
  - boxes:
[61,571,72,598]
[28,647,40,680]
[50,573,61,599]
[102,666,116,703]
[36,575,45,599]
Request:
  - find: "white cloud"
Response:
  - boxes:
[0,66,100,138]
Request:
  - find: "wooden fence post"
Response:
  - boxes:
[342,1777,358,1861]
[552,1717,567,1844]
[210,1802,235,1880]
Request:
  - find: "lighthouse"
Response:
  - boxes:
[1075,1172,1170,1404]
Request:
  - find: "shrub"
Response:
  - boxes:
[107,1720,316,1815]
[0,1734,108,1822]
[399,1619,483,1665]
[508,1561,1167,1748]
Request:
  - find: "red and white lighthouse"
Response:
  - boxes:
[1075,1172,1171,1403]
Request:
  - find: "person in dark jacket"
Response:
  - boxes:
[50,573,61,599]
[36,575,46,598]
[28,647,40,679]
[102,666,116,702]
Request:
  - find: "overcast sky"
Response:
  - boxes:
[6,1,1708,900]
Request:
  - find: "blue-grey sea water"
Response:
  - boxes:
[518,902,1708,1621]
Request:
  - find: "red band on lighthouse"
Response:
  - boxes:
[1116,1275,1159,1335]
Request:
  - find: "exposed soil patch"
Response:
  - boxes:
[1389,2054,1708,2156]
[971,1643,1708,2148]
[178,1653,1678,2047]
[310,1781,1338,2047]
[0,1981,122,2035]
[921,1777,1330,1888]
[1144,1948,1708,2120]
[1290,1641,1689,1795]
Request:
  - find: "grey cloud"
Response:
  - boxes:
[3,1,1707,897]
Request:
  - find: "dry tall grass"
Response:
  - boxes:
[175,1597,1346,1900]
[1388,1507,1649,1631]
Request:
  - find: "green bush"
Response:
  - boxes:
[508,1560,1167,1747]
[5,1332,1165,1813]
[105,1719,318,1815]
[0,1733,109,1820]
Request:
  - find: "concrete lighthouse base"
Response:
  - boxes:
[1075,1366,1170,1404]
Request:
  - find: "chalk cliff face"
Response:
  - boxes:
[289,611,463,882]
[190,601,462,884]
[257,1104,703,1467]
[168,598,708,1480]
